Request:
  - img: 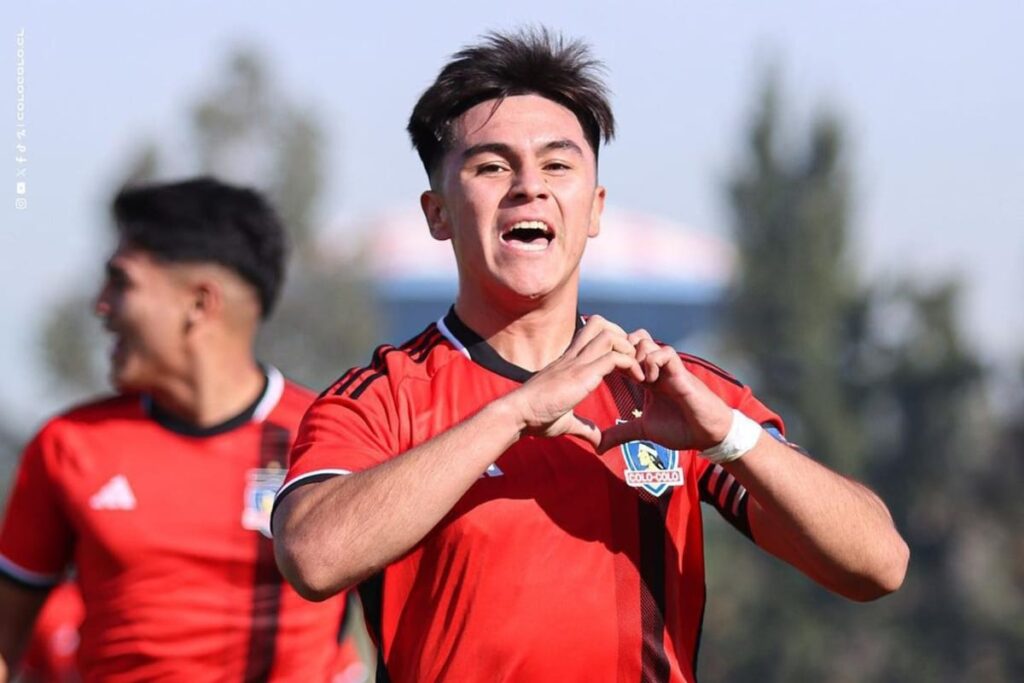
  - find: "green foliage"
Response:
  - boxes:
[705,72,1023,682]
[39,293,109,398]
[35,46,379,398]
[257,250,379,391]
[726,76,862,474]
[191,49,324,249]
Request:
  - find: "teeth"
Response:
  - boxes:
[509,220,550,232]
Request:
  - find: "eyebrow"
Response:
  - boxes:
[106,261,127,279]
[461,139,585,161]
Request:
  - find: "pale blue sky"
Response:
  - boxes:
[3,1,1022,429]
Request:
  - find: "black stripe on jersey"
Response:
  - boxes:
[358,571,392,683]
[678,352,744,388]
[329,343,395,397]
[699,465,753,540]
[321,366,364,399]
[324,327,436,398]
[638,496,672,683]
[603,373,672,682]
[405,325,442,357]
[244,422,290,681]
[692,592,706,678]
[350,328,442,400]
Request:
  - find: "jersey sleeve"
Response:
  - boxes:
[0,429,75,588]
[275,367,403,506]
[680,355,786,541]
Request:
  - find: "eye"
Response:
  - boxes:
[106,268,131,292]
[476,161,509,176]
[544,160,572,174]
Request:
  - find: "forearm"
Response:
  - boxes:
[0,578,48,679]
[730,433,909,601]
[274,396,526,600]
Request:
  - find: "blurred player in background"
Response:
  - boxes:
[273,29,909,681]
[0,178,357,681]
[18,582,83,683]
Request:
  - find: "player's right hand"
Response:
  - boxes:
[503,315,643,448]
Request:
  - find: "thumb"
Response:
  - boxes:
[597,419,645,454]
[561,413,602,450]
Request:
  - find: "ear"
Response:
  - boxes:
[186,279,222,328]
[588,185,607,238]
[420,191,452,241]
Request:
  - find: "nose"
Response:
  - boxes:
[509,163,549,202]
[94,282,112,320]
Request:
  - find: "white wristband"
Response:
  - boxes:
[700,409,763,465]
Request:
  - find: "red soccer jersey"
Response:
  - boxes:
[0,367,348,682]
[277,311,783,682]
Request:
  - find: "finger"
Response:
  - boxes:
[641,347,684,385]
[576,329,637,366]
[633,337,660,366]
[561,413,602,449]
[584,314,628,338]
[597,418,645,453]
[568,315,629,356]
[583,347,645,384]
[627,328,654,346]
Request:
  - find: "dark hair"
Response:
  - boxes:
[112,177,286,318]
[408,27,615,179]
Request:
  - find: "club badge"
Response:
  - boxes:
[242,466,286,538]
[620,434,683,497]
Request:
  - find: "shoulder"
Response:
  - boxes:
[675,350,785,432]
[320,322,460,402]
[676,352,745,390]
[20,394,142,469]
[35,393,142,440]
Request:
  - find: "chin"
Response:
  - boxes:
[109,364,145,394]
[109,373,134,393]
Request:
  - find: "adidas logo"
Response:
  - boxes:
[89,475,137,510]
[479,462,504,478]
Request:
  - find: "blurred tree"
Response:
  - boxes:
[855,282,1021,682]
[725,75,863,474]
[37,46,378,398]
[701,73,1020,683]
[700,73,873,683]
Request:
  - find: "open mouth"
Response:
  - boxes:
[501,220,554,251]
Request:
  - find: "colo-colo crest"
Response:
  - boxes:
[619,426,684,497]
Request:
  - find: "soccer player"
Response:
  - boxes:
[0,178,351,681]
[272,29,909,681]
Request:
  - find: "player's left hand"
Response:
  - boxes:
[598,330,734,454]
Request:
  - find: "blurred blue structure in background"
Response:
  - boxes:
[346,206,732,349]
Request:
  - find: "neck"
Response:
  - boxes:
[454,285,580,372]
[147,341,265,428]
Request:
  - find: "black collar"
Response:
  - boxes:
[144,371,271,438]
[442,306,585,384]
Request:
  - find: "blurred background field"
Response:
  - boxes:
[2,3,1022,681]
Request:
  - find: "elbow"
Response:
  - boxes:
[273,532,356,602]
[270,480,380,600]
[844,535,910,602]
